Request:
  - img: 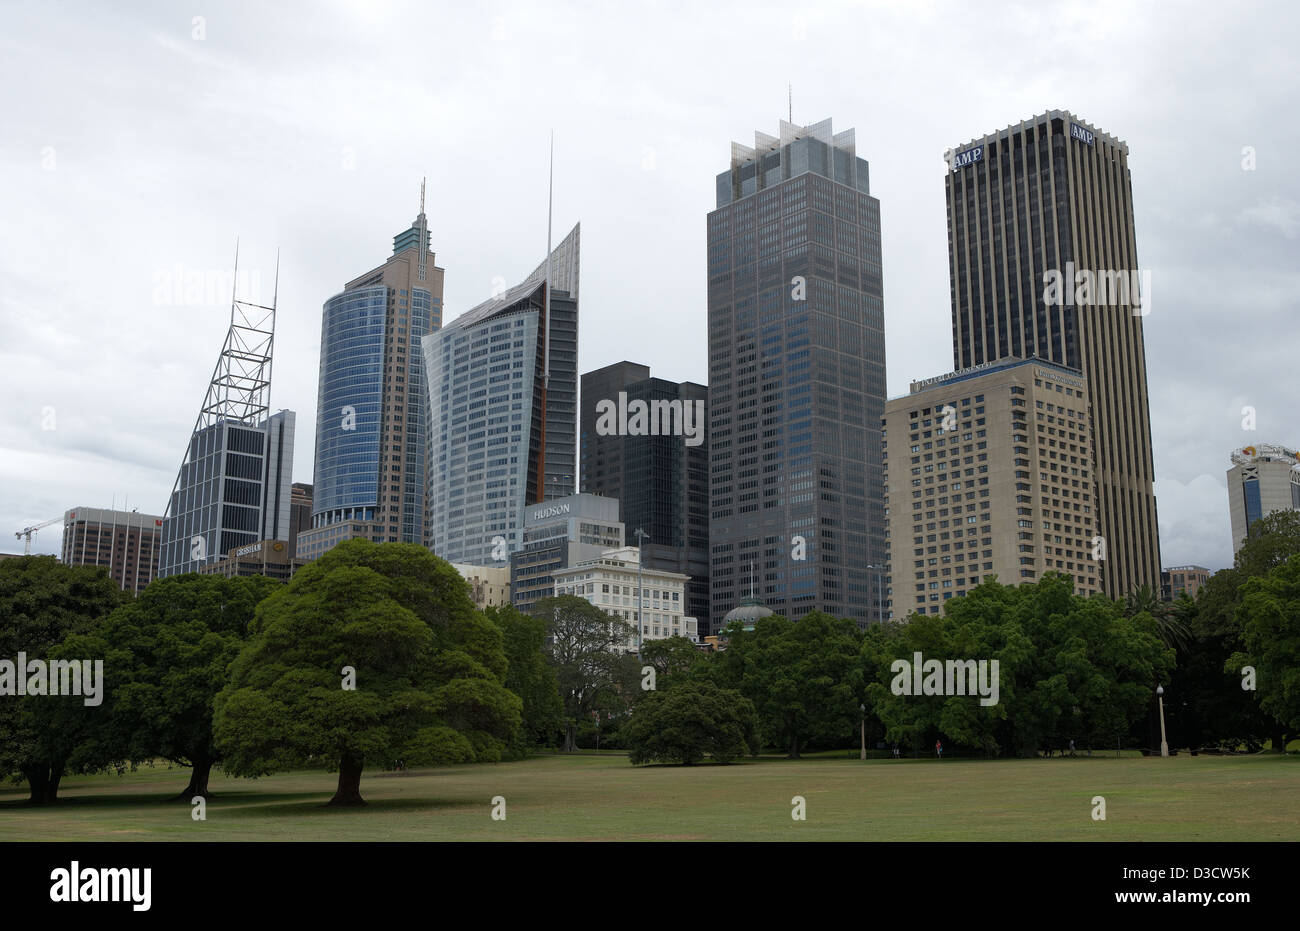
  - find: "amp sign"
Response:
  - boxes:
[952,145,983,170]
[1070,123,1095,145]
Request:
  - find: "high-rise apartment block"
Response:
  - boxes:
[580,361,710,633]
[884,358,1099,617]
[707,118,886,626]
[423,225,579,565]
[1227,444,1300,553]
[62,507,163,594]
[312,193,444,554]
[945,110,1159,599]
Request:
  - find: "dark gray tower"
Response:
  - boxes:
[707,118,886,626]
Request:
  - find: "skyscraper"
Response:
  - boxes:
[707,118,886,626]
[160,250,296,577]
[581,361,710,634]
[310,188,444,553]
[423,224,579,565]
[945,110,1160,599]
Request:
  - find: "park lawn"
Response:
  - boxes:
[1,752,1295,842]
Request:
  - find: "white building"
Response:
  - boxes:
[1227,444,1300,554]
[552,546,698,652]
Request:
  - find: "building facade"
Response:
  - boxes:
[1227,444,1300,553]
[423,224,580,565]
[1161,565,1211,601]
[510,492,623,615]
[707,118,886,626]
[452,563,512,609]
[312,196,444,556]
[553,545,698,651]
[288,482,312,559]
[884,357,1099,617]
[580,361,710,634]
[945,110,1160,600]
[61,507,164,594]
[198,537,306,581]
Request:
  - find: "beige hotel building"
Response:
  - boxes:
[883,357,1099,618]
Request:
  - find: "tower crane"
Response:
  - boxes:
[14,516,63,555]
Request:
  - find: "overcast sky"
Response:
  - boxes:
[2,0,1297,573]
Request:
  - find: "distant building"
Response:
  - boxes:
[296,517,385,562]
[553,545,697,652]
[198,538,306,581]
[510,493,623,615]
[452,563,511,609]
[1227,444,1300,554]
[423,224,580,564]
[884,357,1099,618]
[289,483,312,558]
[61,507,164,594]
[580,361,710,634]
[1161,565,1211,601]
[312,193,444,552]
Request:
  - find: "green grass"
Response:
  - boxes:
[3,752,1297,841]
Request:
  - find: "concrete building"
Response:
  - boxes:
[580,361,710,634]
[553,545,698,652]
[707,118,886,626]
[510,492,623,615]
[1227,444,1300,553]
[945,110,1160,600]
[452,563,511,609]
[198,537,306,581]
[1161,565,1211,601]
[883,357,1099,618]
[311,191,444,555]
[61,507,164,594]
[423,224,579,565]
[296,517,385,562]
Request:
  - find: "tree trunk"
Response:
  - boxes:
[788,735,800,759]
[327,757,366,806]
[563,722,577,753]
[173,758,213,801]
[1270,725,1286,753]
[24,764,62,805]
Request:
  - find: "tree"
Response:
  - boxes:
[531,595,635,752]
[484,604,562,754]
[624,681,759,765]
[640,635,705,691]
[1230,554,1300,741]
[713,611,863,758]
[0,557,124,804]
[214,541,521,805]
[86,574,280,799]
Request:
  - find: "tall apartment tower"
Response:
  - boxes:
[160,248,296,577]
[62,507,164,594]
[423,224,579,565]
[581,361,710,634]
[1227,444,1300,554]
[708,118,886,626]
[945,110,1160,600]
[310,188,445,553]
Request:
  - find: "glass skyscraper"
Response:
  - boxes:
[309,199,444,553]
[707,119,887,626]
[423,224,579,565]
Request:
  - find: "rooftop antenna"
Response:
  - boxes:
[788,84,792,123]
[544,131,553,388]
[420,176,426,214]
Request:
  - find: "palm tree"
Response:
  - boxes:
[1124,584,1192,653]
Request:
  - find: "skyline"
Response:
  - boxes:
[3,1,1298,574]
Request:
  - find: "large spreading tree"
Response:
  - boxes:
[214,540,521,805]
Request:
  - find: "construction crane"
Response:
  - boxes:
[14,516,63,555]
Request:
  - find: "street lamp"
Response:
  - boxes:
[1156,685,1169,757]
[865,564,884,623]
[633,528,648,654]
[860,703,867,761]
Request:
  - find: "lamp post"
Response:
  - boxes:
[860,703,867,760]
[865,564,884,623]
[1156,685,1169,757]
[633,528,648,654]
